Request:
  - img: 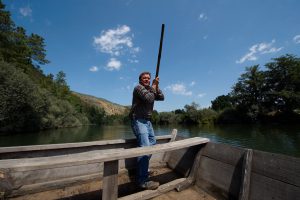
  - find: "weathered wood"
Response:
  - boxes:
[162,129,177,162]
[167,145,202,177]
[7,173,102,197]
[249,172,300,200]
[251,150,300,187]
[239,149,253,200]
[1,137,209,172]
[196,155,243,199]
[201,142,245,166]
[176,146,204,192]
[11,162,103,186]
[0,135,173,159]
[102,160,119,200]
[119,178,186,200]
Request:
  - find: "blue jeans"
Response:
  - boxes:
[131,118,156,185]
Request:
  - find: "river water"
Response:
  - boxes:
[0,124,299,157]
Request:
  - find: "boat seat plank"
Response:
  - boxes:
[1,137,209,172]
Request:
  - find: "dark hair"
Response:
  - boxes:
[139,71,151,82]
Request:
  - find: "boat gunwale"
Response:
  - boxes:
[0,135,173,154]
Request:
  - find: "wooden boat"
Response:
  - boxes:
[0,129,299,200]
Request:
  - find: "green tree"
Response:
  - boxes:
[211,95,233,111]
[183,102,201,124]
[0,61,48,132]
[28,33,49,65]
[231,65,266,119]
[0,0,15,62]
[264,54,300,112]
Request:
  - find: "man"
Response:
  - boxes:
[130,71,164,190]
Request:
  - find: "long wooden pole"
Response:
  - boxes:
[155,24,165,78]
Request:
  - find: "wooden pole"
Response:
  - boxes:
[155,24,165,78]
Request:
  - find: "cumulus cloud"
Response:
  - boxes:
[198,13,208,21]
[89,66,98,72]
[165,83,192,96]
[106,58,122,71]
[93,25,140,57]
[19,6,32,17]
[236,40,283,64]
[293,35,300,44]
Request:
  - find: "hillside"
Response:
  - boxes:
[73,92,128,116]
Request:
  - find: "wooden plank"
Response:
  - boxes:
[1,137,209,172]
[201,142,245,166]
[118,178,186,200]
[167,145,202,177]
[0,135,173,154]
[239,149,253,200]
[102,160,119,200]
[0,135,172,159]
[249,172,300,200]
[162,129,177,162]
[1,154,165,191]
[11,162,103,186]
[176,146,204,192]
[7,173,102,197]
[252,150,300,187]
[0,139,130,154]
[196,156,243,199]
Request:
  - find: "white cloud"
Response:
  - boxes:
[89,66,98,72]
[93,25,140,57]
[165,83,192,96]
[198,13,208,21]
[293,35,300,44]
[197,93,206,98]
[128,59,139,63]
[19,6,32,17]
[189,81,196,86]
[236,40,283,64]
[106,58,122,71]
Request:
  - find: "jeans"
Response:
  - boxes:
[131,118,156,185]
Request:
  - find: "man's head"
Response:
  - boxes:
[139,71,151,86]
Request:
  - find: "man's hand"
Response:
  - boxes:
[152,77,160,92]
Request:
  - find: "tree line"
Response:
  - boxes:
[0,1,107,133]
[148,54,300,125]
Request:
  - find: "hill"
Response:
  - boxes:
[73,92,128,116]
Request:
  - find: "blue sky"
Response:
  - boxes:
[3,0,300,111]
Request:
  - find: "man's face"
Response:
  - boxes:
[140,74,151,86]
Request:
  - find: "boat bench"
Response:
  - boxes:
[0,136,209,200]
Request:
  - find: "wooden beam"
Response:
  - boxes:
[102,160,119,200]
[2,137,209,172]
[119,178,186,200]
[0,135,173,154]
[162,129,177,162]
[239,149,253,200]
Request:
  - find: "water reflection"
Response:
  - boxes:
[0,124,299,157]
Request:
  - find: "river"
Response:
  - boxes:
[0,124,299,157]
